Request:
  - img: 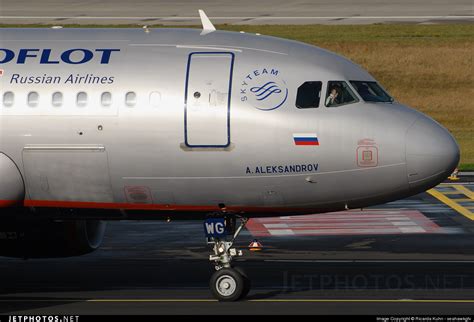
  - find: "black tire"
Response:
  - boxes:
[234,266,251,300]
[210,268,244,302]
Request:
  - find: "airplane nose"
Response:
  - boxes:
[406,115,460,192]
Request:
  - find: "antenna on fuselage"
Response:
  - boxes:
[199,9,216,36]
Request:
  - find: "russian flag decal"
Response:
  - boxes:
[293,133,319,146]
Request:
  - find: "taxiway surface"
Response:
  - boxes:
[0,182,473,314]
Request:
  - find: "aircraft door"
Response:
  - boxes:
[185,52,234,148]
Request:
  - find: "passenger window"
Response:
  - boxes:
[325,81,358,107]
[76,92,87,107]
[101,92,112,107]
[28,92,39,107]
[52,92,63,107]
[3,91,14,107]
[296,81,322,109]
[125,91,137,107]
[149,91,161,107]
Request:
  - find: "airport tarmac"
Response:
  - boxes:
[0,180,473,314]
[0,0,473,25]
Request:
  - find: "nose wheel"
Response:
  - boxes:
[210,268,247,301]
[205,217,251,301]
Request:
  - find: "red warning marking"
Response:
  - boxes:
[246,209,442,237]
[124,186,153,204]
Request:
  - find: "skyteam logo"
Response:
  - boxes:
[250,81,282,101]
[240,68,288,111]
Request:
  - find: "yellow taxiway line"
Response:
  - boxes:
[442,191,465,195]
[454,185,474,200]
[88,299,217,302]
[427,187,474,221]
[249,299,474,303]
[86,299,474,303]
[1,298,474,303]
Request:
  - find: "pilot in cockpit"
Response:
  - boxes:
[325,85,341,106]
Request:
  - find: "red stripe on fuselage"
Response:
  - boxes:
[0,200,22,207]
[17,199,315,214]
[22,200,220,211]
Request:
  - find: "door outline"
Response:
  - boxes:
[184,52,235,148]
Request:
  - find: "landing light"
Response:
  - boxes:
[217,243,226,254]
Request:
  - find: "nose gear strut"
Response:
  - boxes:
[205,216,251,301]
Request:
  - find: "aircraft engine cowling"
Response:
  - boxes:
[0,219,106,258]
[0,153,25,206]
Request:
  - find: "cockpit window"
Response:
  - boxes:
[296,81,322,109]
[350,81,393,103]
[325,81,358,107]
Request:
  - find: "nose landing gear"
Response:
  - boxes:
[205,217,250,301]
